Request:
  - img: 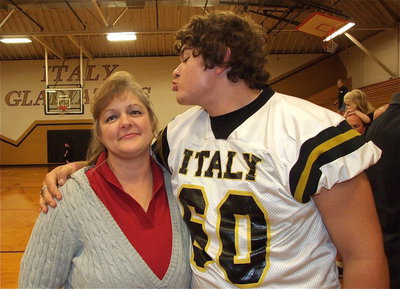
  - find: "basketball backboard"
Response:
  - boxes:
[45,87,84,115]
[296,12,348,38]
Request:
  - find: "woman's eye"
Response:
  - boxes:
[182,56,190,63]
[129,110,142,116]
[105,115,117,122]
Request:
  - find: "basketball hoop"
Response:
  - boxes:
[45,88,83,115]
[58,105,67,115]
[322,39,338,54]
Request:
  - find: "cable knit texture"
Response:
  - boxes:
[19,168,192,289]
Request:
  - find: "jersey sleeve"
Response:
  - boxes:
[152,126,171,172]
[280,95,381,203]
[289,119,380,202]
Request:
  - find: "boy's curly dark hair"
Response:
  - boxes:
[174,11,270,89]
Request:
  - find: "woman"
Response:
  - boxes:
[19,71,192,288]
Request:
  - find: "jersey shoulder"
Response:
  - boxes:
[168,106,207,134]
[152,106,206,171]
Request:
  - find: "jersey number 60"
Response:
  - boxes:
[179,185,271,287]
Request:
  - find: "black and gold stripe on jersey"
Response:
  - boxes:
[289,120,367,203]
[152,127,171,172]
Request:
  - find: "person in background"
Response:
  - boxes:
[343,89,375,124]
[334,78,349,113]
[63,142,72,163]
[39,11,388,289]
[346,113,367,135]
[19,71,191,289]
[366,92,400,289]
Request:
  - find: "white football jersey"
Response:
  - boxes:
[158,89,381,288]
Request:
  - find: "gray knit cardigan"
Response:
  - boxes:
[19,168,192,289]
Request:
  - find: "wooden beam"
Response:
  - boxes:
[111,8,128,27]
[0,9,14,28]
[0,26,391,38]
[31,36,64,59]
[92,0,109,28]
[66,35,93,60]
[344,32,398,78]
[0,30,177,37]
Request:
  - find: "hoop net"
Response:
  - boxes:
[322,27,339,54]
[57,105,67,115]
[323,39,338,54]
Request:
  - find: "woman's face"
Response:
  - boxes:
[98,91,154,161]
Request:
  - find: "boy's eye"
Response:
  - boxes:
[182,56,190,63]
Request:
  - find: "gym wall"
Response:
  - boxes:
[2,25,398,166]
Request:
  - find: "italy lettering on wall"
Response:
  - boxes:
[1,56,181,141]
[3,64,151,107]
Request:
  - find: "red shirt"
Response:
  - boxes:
[85,152,172,280]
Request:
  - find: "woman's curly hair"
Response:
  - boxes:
[174,11,270,89]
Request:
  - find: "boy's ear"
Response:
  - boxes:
[215,47,231,75]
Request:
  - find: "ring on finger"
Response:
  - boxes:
[40,186,48,196]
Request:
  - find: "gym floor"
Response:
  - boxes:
[0,166,47,288]
[0,166,344,288]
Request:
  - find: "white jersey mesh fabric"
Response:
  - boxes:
[166,92,381,288]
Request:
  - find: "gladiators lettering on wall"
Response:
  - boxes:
[3,64,151,107]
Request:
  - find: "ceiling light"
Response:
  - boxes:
[323,22,355,42]
[0,38,32,44]
[106,32,137,42]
